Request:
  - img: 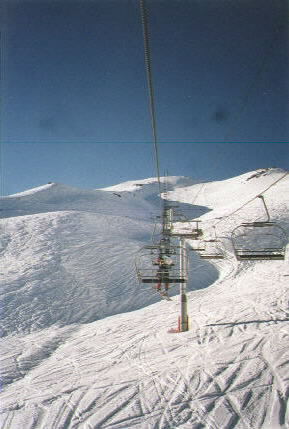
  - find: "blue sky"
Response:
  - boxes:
[1,0,288,195]
[2,142,289,195]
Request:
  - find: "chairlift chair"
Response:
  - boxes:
[199,246,225,260]
[232,227,287,260]
[231,195,287,261]
[189,242,206,252]
[198,226,225,259]
[135,243,187,284]
[171,219,203,239]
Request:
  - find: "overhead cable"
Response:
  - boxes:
[139,0,162,196]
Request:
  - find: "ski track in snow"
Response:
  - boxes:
[0,169,289,428]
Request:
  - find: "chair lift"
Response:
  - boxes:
[231,195,287,260]
[135,242,187,288]
[198,226,225,259]
[171,219,203,239]
[189,241,206,252]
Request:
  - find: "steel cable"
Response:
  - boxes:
[139,0,162,197]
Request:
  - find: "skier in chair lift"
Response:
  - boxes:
[155,255,173,292]
[154,255,174,267]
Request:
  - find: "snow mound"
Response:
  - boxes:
[0,182,157,220]
[100,175,195,192]
[6,183,56,197]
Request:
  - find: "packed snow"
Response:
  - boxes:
[0,168,288,428]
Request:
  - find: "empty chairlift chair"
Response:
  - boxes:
[231,195,287,261]
[198,226,225,259]
[171,219,203,240]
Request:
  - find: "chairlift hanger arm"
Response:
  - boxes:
[257,195,270,222]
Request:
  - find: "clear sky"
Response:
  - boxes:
[2,142,289,195]
[1,0,288,195]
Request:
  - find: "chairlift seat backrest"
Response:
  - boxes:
[241,222,275,227]
[199,254,224,259]
[141,277,187,283]
[237,253,284,260]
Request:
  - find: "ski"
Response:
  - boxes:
[160,291,172,301]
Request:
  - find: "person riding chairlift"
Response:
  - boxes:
[154,255,174,267]
[154,255,173,292]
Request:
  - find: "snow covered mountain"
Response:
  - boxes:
[1,168,288,428]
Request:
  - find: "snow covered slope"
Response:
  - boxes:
[1,168,288,428]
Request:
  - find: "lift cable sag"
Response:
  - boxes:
[139,0,162,196]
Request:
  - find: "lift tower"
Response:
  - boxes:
[163,202,189,332]
[179,237,189,332]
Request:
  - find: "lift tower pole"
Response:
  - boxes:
[179,237,189,332]
[163,206,173,236]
